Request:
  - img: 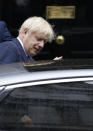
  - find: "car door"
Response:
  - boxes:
[0,80,93,131]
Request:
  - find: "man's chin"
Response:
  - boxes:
[30,52,38,57]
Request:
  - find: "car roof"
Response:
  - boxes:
[0,59,93,86]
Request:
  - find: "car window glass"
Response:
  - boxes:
[0,81,93,130]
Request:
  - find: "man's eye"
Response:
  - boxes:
[36,37,41,41]
[36,37,47,43]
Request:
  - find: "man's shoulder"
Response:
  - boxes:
[0,38,21,50]
[0,39,16,48]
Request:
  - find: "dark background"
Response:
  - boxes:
[0,0,93,60]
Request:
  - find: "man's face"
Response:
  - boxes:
[22,31,48,56]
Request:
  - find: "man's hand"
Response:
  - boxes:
[20,115,34,127]
[53,56,63,60]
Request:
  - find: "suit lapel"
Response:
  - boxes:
[12,38,29,62]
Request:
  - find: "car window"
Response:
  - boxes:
[0,81,93,130]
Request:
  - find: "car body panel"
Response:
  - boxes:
[0,59,93,87]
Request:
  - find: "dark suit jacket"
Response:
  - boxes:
[0,38,34,64]
[0,21,13,42]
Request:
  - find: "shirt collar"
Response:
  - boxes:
[17,37,28,56]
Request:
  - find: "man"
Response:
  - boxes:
[0,21,13,42]
[0,17,55,64]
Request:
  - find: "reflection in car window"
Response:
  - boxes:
[0,81,93,130]
[85,80,93,84]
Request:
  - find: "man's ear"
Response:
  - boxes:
[23,28,29,34]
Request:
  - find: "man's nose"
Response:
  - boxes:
[39,40,44,48]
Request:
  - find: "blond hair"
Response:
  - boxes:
[19,16,55,42]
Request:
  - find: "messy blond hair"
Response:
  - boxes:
[19,16,55,42]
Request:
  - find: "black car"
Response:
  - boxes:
[0,59,93,131]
